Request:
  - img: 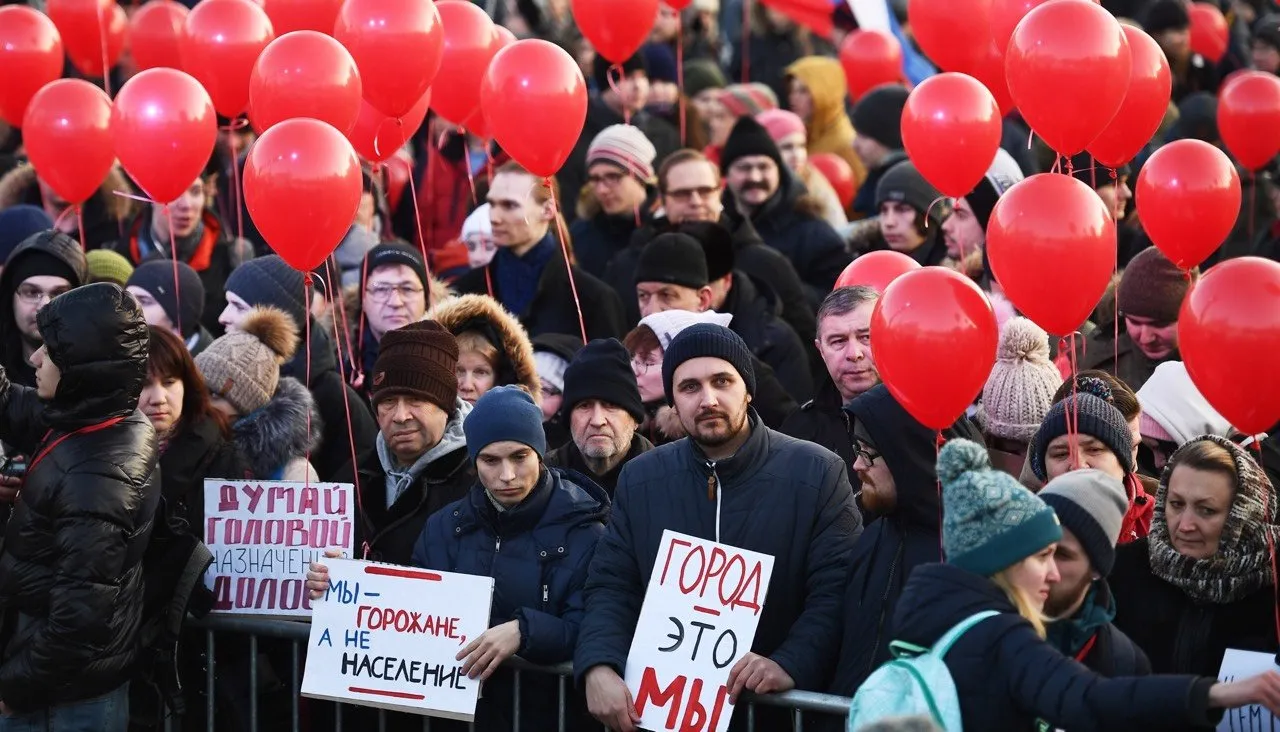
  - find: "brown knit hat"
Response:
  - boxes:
[195,306,299,415]
[371,320,460,415]
[1117,247,1194,324]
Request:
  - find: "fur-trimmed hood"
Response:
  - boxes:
[231,376,324,479]
[0,163,138,223]
[429,293,541,403]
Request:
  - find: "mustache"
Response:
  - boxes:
[695,408,729,422]
[740,182,770,192]
[855,470,876,490]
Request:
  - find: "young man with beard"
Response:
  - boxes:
[575,324,860,732]
[1040,470,1152,676]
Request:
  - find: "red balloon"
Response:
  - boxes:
[908,0,994,73]
[47,0,126,78]
[244,118,363,272]
[1179,257,1280,434]
[810,153,855,209]
[261,0,344,34]
[334,0,443,119]
[1135,139,1241,270]
[1087,25,1172,168]
[0,6,64,127]
[1006,0,1131,155]
[1217,71,1280,171]
[666,0,694,9]
[990,0,1099,56]
[834,250,921,292]
[348,89,431,163]
[480,40,587,178]
[430,2,496,128]
[130,1,189,71]
[871,266,999,429]
[111,68,218,204]
[182,0,275,118]
[986,174,1117,336]
[463,25,518,138]
[839,30,902,101]
[1189,2,1228,63]
[572,0,659,64]
[901,73,1003,198]
[22,80,115,205]
[249,31,362,135]
[967,42,1015,116]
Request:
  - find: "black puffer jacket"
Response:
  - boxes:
[0,283,161,712]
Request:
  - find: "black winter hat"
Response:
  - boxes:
[593,51,648,94]
[851,84,909,149]
[1143,0,1191,34]
[662,323,756,403]
[1256,13,1280,51]
[1030,378,1135,481]
[636,233,709,288]
[364,241,428,290]
[126,260,207,337]
[561,338,645,423]
[720,116,784,174]
[223,254,307,330]
[676,221,736,281]
[1068,153,1131,187]
[875,160,945,226]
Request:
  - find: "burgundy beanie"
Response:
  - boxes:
[1117,247,1194,324]
[371,320,460,415]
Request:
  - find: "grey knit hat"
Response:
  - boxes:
[662,323,755,403]
[1030,378,1135,481]
[875,160,946,227]
[1040,469,1128,575]
[980,318,1064,443]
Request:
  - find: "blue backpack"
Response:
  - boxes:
[846,610,998,732]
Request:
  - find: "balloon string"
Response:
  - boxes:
[1065,333,1081,470]
[456,127,479,207]
[741,0,750,83]
[1249,170,1256,245]
[935,431,944,560]
[326,272,369,560]
[677,14,687,145]
[325,258,358,375]
[303,274,313,489]
[402,119,433,280]
[350,254,370,391]
[230,129,245,244]
[485,143,495,186]
[164,205,184,337]
[1090,154,1097,191]
[97,0,112,97]
[76,206,87,251]
[607,64,632,125]
[545,177,588,344]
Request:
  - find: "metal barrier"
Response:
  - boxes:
[181,615,852,732]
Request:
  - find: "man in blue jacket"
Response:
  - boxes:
[574,324,861,731]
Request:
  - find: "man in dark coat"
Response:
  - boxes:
[545,339,654,497]
[849,85,909,220]
[337,321,474,565]
[0,231,86,390]
[1040,470,1152,676]
[575,324,861,731]
[0,283,160,725]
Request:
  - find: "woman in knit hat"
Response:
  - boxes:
[1112,436,1280,676]
[756,108,847,229]
[979,317,1064,477]
[623,309,733,445]
[195,306,322,481]
[878,438,1280,730]
[431,294,541,406]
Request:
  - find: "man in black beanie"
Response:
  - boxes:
[867,159,949,266]
[850,84,910,218]
[576,323,860,731]
[634,232,714,317]
[126,259,211,354]
[545,339,653,495]
[0,231,86,389]
[720,116,849,303]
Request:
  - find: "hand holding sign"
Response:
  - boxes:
[1214,650,1280,730]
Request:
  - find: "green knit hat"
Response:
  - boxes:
[939,439,1062,576]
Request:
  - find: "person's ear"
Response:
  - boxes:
[697,286,715,311]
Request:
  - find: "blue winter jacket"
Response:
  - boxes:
[574,412,862,694]
[888,562,1222,731]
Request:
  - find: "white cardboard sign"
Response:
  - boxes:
[624,530,775,732]
[204,479,355,617]
[1217,648,1280,732]
[301,558,495,721]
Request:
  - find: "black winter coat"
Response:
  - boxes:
[575,414,861,702]
[281,324,376,482]
[567,204,652,279]
[1045,580,1151,678]
[159,414,251,535]
[721,270,812,402]
[891,563,1221,731]
[1111,537,1279,678]
[781,380,855,471]
[0,284,161,712]
[545,433,654,498]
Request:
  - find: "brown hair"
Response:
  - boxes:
[492,161,572,256]
[623,324,662,359]
[657,148,720,194]
[456,329,500,367]
[1053,370,1140,422]
[1169,438,1239,489]
[146,325,230,438]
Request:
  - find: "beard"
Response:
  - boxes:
[1045,573,1093,619]
[686,407,748,448]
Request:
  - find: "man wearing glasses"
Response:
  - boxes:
[355,242,430,393]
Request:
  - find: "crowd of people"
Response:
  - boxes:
[3,0,1280,730]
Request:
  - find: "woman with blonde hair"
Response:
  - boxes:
[431,294,540,406]
[865,439,1280,730]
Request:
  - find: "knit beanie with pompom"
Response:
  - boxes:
[195,306,299,415]
[939,438,1062,576]
[980,317,1064,444]
[1029,377,1134,481]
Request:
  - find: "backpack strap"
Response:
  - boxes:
[932,610,1000,657]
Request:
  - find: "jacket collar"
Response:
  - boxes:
[687,409,769,486]
[1046,580,1118,658]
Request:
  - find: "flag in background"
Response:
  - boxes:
[846,0,937,85]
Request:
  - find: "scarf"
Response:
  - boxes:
[138,209,206,264]
[1148,435,1280,604]
[1046,583,1116,659]
[493,233,555,317]
[376,398,472,509]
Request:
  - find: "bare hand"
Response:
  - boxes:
[0,476,19,503]
[305,549,343,600]
[585,665,640,732]
[455,620,521,681]
[726,652,795,704]
[1210,670,1280,716]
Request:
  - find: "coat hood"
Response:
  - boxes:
[39,282,150,429]
[0,229,91,380]
[430,293,542,402]
[785,57,851,144]
[231,376,324,478]
[0,164,137,224]
[846,384,984,530]
[892,562,1019,649]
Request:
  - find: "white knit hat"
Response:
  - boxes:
[1137,361,1233,445]
[979,317,1064,443]
[639,309,733,351]
[587,124,658,183]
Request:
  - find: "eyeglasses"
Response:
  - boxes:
[631,356,661,375]
[664,186,719,203]
[852,437,881,467]
[588,171,627,188]
[15,284,70,306]
[365,283,425,303]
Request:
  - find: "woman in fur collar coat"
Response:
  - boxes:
[430,294,542,405]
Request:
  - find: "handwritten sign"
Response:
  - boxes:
[624,530,775,732]
[204,479,354,617]
[301,558,494,720]
[1218,648,1280,731]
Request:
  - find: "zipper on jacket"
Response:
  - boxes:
[542,584,549,608]
[705,461,723,544]
[495,536,501,554]
[864,539,905,678]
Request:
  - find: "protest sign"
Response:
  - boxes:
[1218,649,1280,732]
[624,530,775,732]
[301,558,494,720]
[204,479,355,617]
